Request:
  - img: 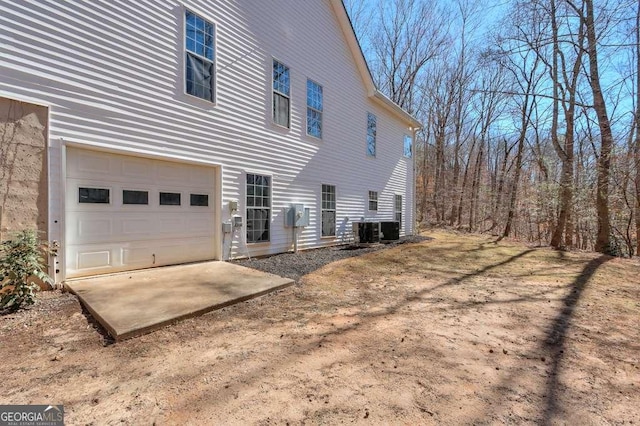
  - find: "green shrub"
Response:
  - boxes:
[0,230,52,311]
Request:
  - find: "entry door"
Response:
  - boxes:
[65,148,216,278]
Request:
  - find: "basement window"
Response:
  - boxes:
[160,192,181,206]
[79,187,110,204]
[123,190,149,205]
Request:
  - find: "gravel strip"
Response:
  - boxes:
[233,235,431,282]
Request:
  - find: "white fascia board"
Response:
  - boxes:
[372,90,423,129]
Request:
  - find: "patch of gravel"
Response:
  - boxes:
[234,235,431,282]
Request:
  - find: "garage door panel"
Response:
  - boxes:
[77,218,112,238]
[66,148,217,278]
[74,150,114,175]
[122,218,156,234]
[122,158,152,178]
[189,168,216,186]
[77,250,112,270]
[121,246,152,265]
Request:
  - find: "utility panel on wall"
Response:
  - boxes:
[284,204,310,227]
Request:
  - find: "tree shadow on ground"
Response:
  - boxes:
[539,254,611,425]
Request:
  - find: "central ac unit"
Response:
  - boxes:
[352,222,380,243]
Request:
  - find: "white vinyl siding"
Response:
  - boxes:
[0,1,415,274]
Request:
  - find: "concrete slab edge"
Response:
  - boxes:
[66,279,294,342]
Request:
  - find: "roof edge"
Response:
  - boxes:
[372,90,423,129]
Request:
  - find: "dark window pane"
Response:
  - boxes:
[79,187,110,204]
[322,210,336,237]
[123,190,148,205]
[273,93,290,127]
[186,53,214,102]
[160,192,181,206]
[190,194,209,206]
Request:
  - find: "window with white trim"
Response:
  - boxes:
[273,60,290,127]
[185,10,215,102]
[367,113,377,157]
[321,184,336,237]
[368,190,378,211]
[395,194,402,226]
[246,174,271,243]
[404,135,413,158]
[307,80,323,138]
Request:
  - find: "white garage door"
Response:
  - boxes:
[65,148,217,278]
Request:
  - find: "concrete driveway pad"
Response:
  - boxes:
[65,261,294,341]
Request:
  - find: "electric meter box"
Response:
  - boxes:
[284,204,310,227]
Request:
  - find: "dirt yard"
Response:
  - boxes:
[1,231,639,425]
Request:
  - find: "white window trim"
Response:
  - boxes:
[368,190,378,211]
[183,7,217,104]
[245,171,273,244]
[321,184,336,238]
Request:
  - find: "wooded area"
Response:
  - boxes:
[346,0,640,256]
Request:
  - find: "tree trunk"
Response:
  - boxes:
[584,0,614,254]
[635,0,640,256]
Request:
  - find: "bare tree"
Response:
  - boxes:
[370,0,450,114]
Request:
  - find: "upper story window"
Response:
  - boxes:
[307,80,323,138]
[185,10,215,102]
[273,60,290,128]
[367,113,377,157]
[404,135,413,158]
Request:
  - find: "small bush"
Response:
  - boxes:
[0,230,52,311]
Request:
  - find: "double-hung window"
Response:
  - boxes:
[273,60,290,127]
[395,194,402,226]
[321,184,336,237]
[246,174,271,243]
[185,10,215,102]
[307,80,323,138]
[368,191,378,211]
[404,135,413,158]
[367,113,377,157]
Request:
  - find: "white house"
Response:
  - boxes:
[0,0,421,283]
